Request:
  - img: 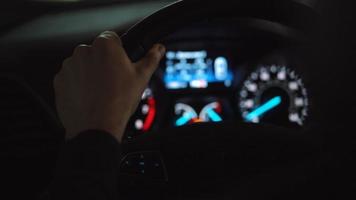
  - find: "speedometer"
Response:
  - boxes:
[239,65,308,126]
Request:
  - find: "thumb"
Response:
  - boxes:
[135,44,165,78]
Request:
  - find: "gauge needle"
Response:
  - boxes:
[176,112,194,126]
[206,108,223,122]
[245,96,282,122]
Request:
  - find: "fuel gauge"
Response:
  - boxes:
[174,100,224,127]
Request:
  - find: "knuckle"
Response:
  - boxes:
[102,31,119,38]
[73,44,91,56]
[93,36,113,49]
[92,35,122,56]
[100,31,121,44]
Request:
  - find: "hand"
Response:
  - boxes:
[54,31,165,142]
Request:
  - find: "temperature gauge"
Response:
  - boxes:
[174,101,223,127]
[199,102,223,123]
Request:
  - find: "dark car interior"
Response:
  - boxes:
[1,0,355,199]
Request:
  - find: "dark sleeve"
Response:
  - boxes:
[40,130,122,200]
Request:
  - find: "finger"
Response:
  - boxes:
[73,44,91,57]
[99,31,122,46]
[92,31,122,49]
[54,57,70,87]
[53,73,62,90]
[92,31,129,61]
[57,57,72,75]
[135,44,165,79]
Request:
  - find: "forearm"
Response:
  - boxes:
[41,130,122,200]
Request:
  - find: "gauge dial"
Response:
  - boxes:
[127,88,156,137]
[175,103,199,126]
[239,66,308,126]
[174,101,223,127]
[199,102,223,123]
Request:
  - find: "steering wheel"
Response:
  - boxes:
[120,0,321,199]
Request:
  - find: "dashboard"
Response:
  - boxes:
[1,1,356,199]
[124,21,311,139]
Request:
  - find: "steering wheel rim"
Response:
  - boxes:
[121,0,318,62]
[119,0,321,198]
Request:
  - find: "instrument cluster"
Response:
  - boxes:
[125,47,309,138]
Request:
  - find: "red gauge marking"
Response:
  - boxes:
[215,102,222,113]
[142,97,156,131]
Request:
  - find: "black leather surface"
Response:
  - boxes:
[121,0,318,62]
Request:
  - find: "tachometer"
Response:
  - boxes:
[127,88,156,137]
[239,65,308,126]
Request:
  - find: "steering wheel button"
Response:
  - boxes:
[120,151,167,181]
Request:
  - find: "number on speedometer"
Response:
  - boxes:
[239,65,308,126]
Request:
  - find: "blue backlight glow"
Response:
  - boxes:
[206,108,223,122]
[175,112,194,127]
[245,96,282,122]
[164,51,234,90]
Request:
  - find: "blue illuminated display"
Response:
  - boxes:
[164,51,234,90]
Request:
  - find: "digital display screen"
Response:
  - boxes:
[163,51,234,90]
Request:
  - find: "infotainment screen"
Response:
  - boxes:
[163,50,234,90]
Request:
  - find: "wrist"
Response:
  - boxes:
[65,119,127,143]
